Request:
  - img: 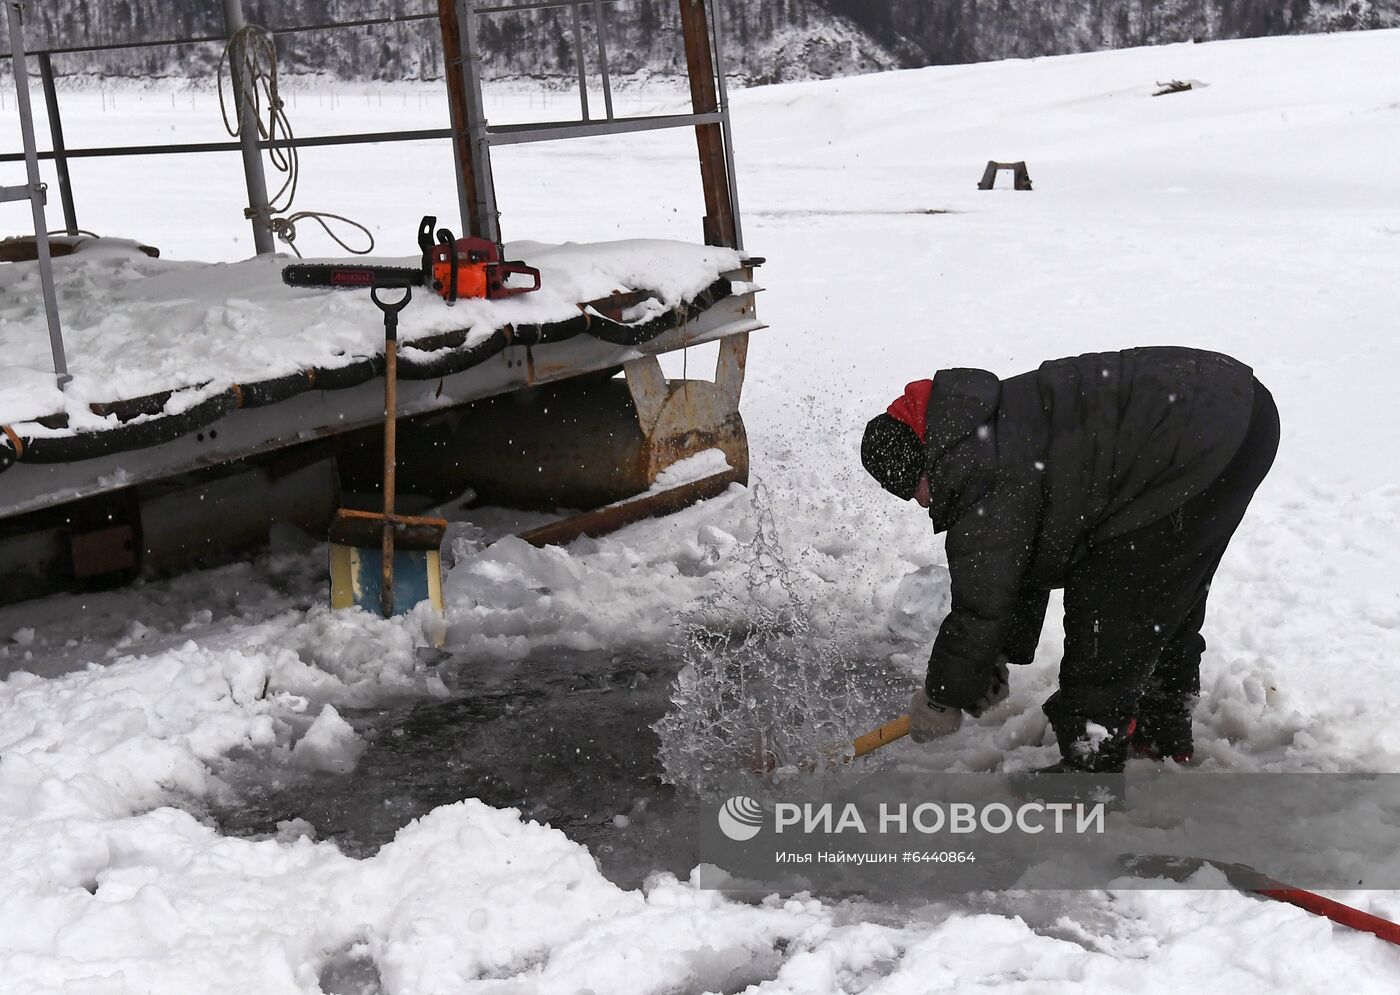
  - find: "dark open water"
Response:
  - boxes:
[210,647,713,888]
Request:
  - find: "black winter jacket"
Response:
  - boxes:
[922,347,1255,709]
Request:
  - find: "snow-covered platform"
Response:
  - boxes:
[0,238,763,519]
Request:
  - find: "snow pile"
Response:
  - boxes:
[365,808,822,995]
[0,641,287,820]
[0,599,445,823]
[742,887,1400,993]
[1,792,828,995]
[0,601,832,993]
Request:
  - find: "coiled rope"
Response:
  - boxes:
[217,25,374,258]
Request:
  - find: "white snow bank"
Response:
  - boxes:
[0,641,288,825]
[0,237,741,431]
[0,597,449,832]
[0,602,830,993]
[1,795,828,995]
[743,887,1400,994]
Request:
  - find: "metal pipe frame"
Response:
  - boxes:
[4,1,70,389]
[35,51,76,234]
[456,0,500,245]
[678,0,737,248]
[220,0,275,255]
[450,0,743,248]
[0,128,454,163]
[0,111,726,164]
[570,4,589,120]
[591,0,614,121]
[708,0,743,250]
[476,0,622,12]
[2,0,743,252]
[485,110,724,146]
[436,0,481,238]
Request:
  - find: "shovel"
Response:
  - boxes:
[328,279,447,617]
[825,714,911,766]
[752,714,911,775]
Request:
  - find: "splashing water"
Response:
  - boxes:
[654,483,905,799]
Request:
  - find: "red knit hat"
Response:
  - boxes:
[886,380,934,442]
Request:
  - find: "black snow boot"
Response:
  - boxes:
[1131,705,1194,763]
[1045,715,1136,774]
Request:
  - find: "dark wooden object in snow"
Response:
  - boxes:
[978,161,1033,191]
[0,234,159,262]
[1154,80,1194,96]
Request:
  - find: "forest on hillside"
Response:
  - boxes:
[4,0,1397,82]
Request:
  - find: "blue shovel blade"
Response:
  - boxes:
[329,543,444,617]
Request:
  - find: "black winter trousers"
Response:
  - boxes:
[1043,380,1280,770]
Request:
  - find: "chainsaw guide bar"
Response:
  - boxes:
[280,215,542,303]
[281,265,424,290]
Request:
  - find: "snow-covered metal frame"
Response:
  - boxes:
[0,1,763,601]
[442,0,745,250]
[0,270,763,520]
[0,1,745,256]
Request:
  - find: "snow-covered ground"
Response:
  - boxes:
[3,27,1400,993]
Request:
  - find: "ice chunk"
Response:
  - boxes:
[291,705,366,774]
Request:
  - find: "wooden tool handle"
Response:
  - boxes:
[851,714,911,759]
[370,281,411,619]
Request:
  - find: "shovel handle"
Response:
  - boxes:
[851,714,911,759]
[370,280,411,618]
[370,281,413,339]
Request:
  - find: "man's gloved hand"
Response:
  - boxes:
[966,655,1011,718]
[908,689,964,743]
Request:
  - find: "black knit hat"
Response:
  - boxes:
[861,413,924,500]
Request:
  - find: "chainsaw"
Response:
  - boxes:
[281,216,542,303]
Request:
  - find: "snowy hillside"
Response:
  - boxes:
[3,26,1400,994]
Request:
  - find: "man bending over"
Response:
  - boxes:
[860,347,1279,772]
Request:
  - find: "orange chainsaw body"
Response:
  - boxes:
[431,238,493,300]
[425,227,542,303]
